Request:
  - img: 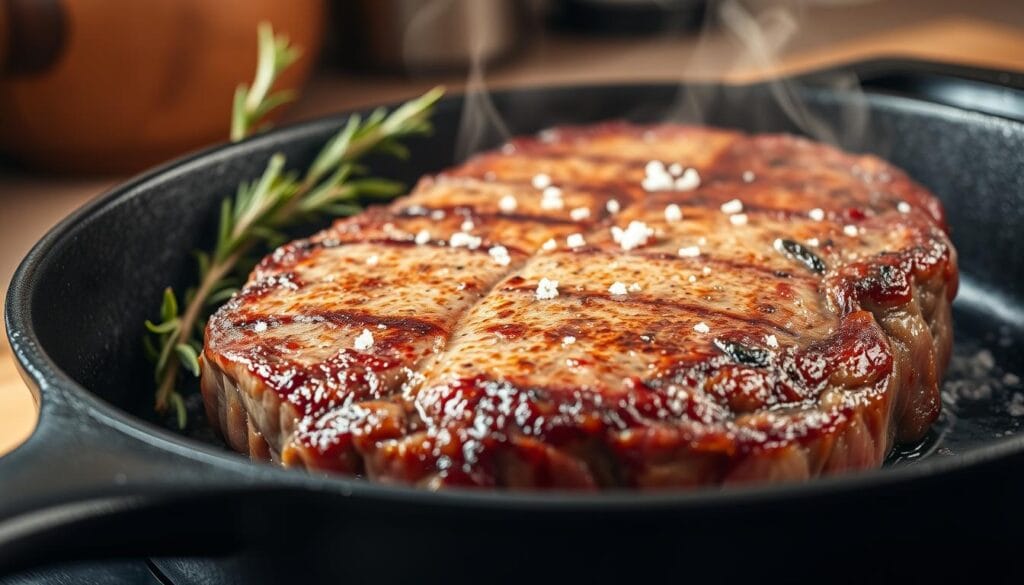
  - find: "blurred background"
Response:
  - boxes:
[1,0,1023,454]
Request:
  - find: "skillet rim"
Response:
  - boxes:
[7,80,1024,511]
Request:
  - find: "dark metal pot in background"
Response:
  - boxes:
[330,0,531,73]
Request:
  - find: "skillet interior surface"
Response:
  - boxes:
[17,82,1024,469]
[5,79,1024,580]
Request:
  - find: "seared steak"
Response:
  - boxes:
[201,123,957,489]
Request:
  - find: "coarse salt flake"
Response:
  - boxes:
[693,322,710,334]
[645,160,666,175]
[606,199,621,214]
[535,278,559,300]
[628,282,642,292]
[532,173,552,189]
[765,334,779,348]
[461,219,475,232]
[729,213,748,226]
[843,225,859,237]
[354,328,375,351]
[721,199,744,214]
[743,171,755,183]
[562,335,576,345]
[897,201,911,213]
[668,163,683,176]
[611,220,653,251]
[566,233,586,248]
[809,208,825,221]
[664,204,683,222]
[642,175,672,193]
[499,194,518,213]
[415,230,431,245]
[253,321,268,333]
[488,245,511,266]
[608,282,629,296]
[678,245,701,258]
[541,186,564,210]
[366,255,379,266]
[674,168,701,191]
[642,160,685,192]
[541,238,557,251]
[449,232,482,249]
[570,207,591,221]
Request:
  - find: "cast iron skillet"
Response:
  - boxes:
[4,60,1024,582]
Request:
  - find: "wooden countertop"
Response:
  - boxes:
[3,6,1024,456]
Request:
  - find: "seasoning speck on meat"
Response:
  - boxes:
[535,278,559,300]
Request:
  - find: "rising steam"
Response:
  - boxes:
[453,12,511,163]
[412,0,876,159]
[402,0,510,162]
[714,0,870,148]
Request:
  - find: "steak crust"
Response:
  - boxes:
[201,123,957,489]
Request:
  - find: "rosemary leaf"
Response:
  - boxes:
[253,90,298,121]
[318,203,364,217]
[144,319,180,335]
[231,22,301,142]
[215,198,234,261]
[175,344,201,377]
[154,330,178,381]
[160,287,178,322]
[306,115,362,186]
[168,392,188,430]
[194,251,211,280]
[142,335,159,362]
[349,177,405,198]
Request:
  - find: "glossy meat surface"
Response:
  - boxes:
[201,123,957,489]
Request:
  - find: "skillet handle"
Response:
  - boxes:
[851,59,1024,124]
[0,377,265,575]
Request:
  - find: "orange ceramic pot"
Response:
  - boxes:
[0,0,324,174]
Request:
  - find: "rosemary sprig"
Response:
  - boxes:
[145,23,443,427]
[230,23,301,142]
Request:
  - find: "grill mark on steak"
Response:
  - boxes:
[595,249,820,283]
[259,235,531,273]
[230,311,449,337]
[414,175,642,210]
[395,205,592,227]
[497,281,796,336]
[202,122,957,490]
[436,175,641,212]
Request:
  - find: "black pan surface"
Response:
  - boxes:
[4,61,1024,582]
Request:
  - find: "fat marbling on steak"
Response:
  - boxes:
[200,123,957,489]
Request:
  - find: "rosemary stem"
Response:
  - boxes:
[154,244,249,411]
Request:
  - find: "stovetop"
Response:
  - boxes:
[0,560,162,585]
[1,558,253,585]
